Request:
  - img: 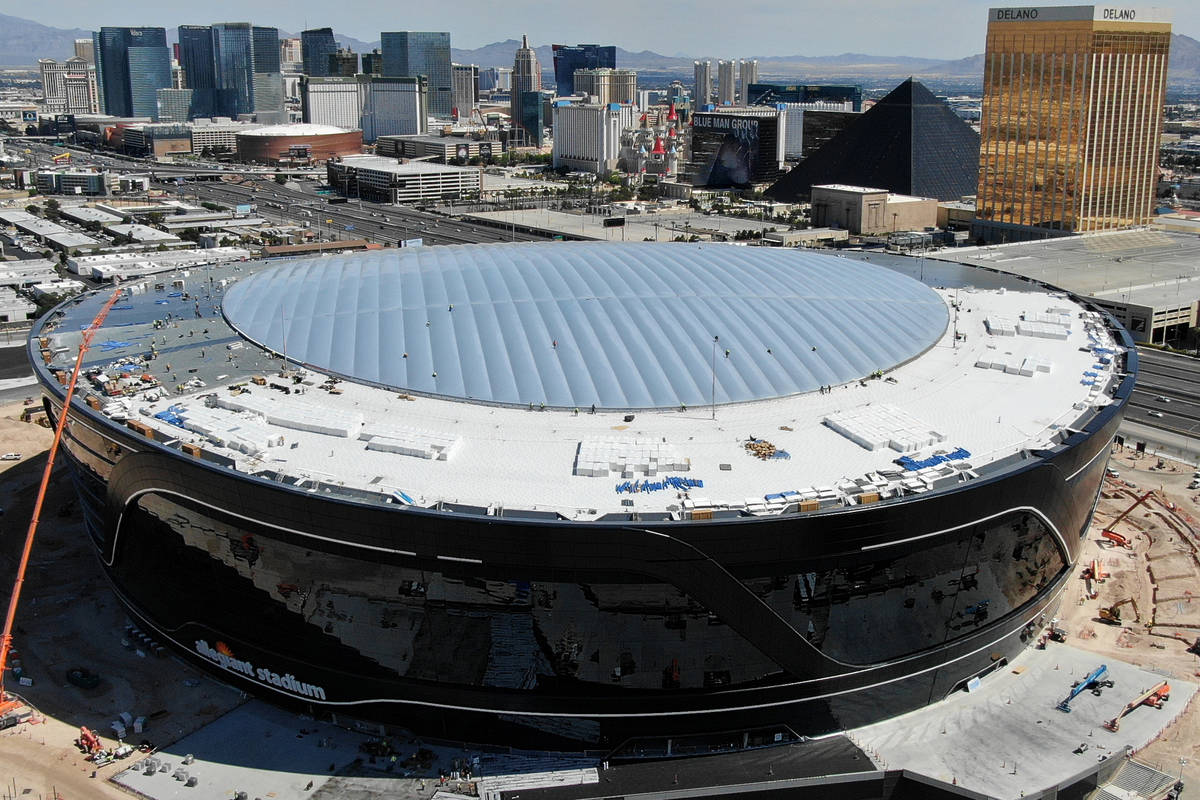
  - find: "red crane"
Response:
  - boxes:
[0,289,122,717]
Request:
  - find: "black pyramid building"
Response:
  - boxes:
[766,79,980,202]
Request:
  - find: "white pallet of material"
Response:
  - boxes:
[1016,321,1069,340]
[824,405,945,453]
[177,405,282,455]
[216,392,363,437]
[573,437,688,477]
[1030,311,1071,328]
[985,316,1016,336]
[362,423,461,461]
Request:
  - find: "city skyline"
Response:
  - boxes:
[6,1,1196,61]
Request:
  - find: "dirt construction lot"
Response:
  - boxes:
[0,402,242,799]
[1060,444,1200,793]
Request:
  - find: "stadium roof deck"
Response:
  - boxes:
[40,244,1123,521]
[934,228,1200,311]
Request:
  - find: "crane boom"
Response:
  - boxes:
[1056,664,1110,713]
[1103,490,1154,538]
[1104,681,1170,732]
[0,288,122,710]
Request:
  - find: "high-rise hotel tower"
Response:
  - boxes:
[975,6,1170,242]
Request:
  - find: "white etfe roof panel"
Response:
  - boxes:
[223,242,949,410]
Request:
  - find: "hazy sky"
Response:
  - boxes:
[4,1,1195,59]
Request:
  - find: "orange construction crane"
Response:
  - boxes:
[0,288,121,717]
[1101,490,1154,548]
[1104,681,1170,732]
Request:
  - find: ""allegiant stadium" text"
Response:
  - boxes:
[195,639,327,700]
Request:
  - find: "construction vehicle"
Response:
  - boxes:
[76,726,102,754]
[1100,491,1154,548]
[1057,664,1113,712]
[1099,597,1140,625]
[1104,681,1170,732]
[1102,530,1134,549]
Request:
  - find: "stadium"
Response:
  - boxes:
[233,123,362,165]
[30,242,1133,752]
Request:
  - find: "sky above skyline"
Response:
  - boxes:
[4,1,1195,60]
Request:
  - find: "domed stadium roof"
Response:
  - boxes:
[222,242,948,409]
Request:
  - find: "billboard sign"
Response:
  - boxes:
[692,114,761,189]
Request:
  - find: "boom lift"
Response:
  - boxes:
[1099,597,1140,626]
[1101,491,1154,549]
[0,289,122,719]
[1104,681,1170,732]
[1056,664,1113,713]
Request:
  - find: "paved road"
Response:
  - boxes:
[1126,348,1200,441]
[166,177,548,248]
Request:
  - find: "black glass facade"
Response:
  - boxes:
[552,44,616,96]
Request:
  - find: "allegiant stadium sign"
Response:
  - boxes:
[195,639,327,700]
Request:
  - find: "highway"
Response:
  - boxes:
[1125,348,1200,441]
[168,176,547,247]
[10,139,548,247]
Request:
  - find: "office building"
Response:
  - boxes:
[190,117,263,153]
[178,25,219,119]
[74,38,95,64]
[381,31,453,117]
[301,76,360,129]
[36,240,1131,750]
[360,49,383,76]
[329,49,359,77]
[510,34,542,145]
[210,23,255,117]
[327,155,481,202]
[302,75,427,141]
[478,67,511,92]
[717,59,735,105]
[767,79,980,202]
[155,89,194,123]
[693,60,712,106]
[572,68,636,106]
[746,83,863,111]
[280,38,302,73]
[976,5,1172,242]
[251,26,284,117]
[93,27,171,117]
[375,134,501,163]
[809,184,938,235]
[552,101,636,174]
[738,59,758,103]
[40,58,99,115]
[301,28,338,78]
[186,23,283,120]
[451,63,479,118]
[551,44,616,95]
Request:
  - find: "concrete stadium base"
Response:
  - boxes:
[852,642,1195,798]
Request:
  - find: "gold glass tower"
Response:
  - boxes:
[976,6,1171,241]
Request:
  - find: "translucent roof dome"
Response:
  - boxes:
[222,242,948,409]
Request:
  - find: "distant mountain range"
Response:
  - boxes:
[2,13,1197,86]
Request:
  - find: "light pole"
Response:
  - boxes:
[711,335,718,420]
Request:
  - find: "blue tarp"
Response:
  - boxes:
[895,447,971,471]
[153,404,187,427]
[615,476,704,494]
